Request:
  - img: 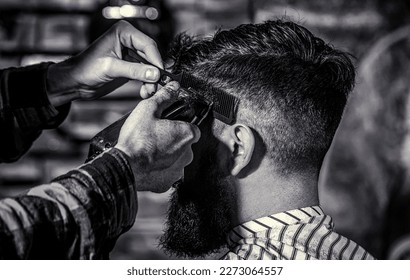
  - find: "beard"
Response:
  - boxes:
[159,148,235,258]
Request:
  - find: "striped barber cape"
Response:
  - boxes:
[221,206,374,260]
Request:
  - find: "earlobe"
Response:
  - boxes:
[229,124,255,176]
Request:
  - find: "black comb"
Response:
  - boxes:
[122,48,238,125]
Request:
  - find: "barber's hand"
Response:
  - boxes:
[115,81,201,193]
[47,20,163,107]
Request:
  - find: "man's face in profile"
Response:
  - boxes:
[160,117,235,258]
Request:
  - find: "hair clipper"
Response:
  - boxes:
[85,91,212,162]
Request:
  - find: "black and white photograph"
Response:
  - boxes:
[1,0,410,268]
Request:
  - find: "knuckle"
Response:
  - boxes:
[165,81,180,92]
[115,20,129,29]
[112,21,123,34]
[131,65,144,79]
[151,88,170,103]
[160,86,173,96]
[161,84,178,98]
[97,58,113,77]
[112,20,132,36]
[148,38,157,46]
[143,38,158,50]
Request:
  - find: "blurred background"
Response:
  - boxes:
[1,0,410,259]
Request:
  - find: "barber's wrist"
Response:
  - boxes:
[114,144,152,188]
[46,60,81,107]
[72,147,138,238]
[114,144,145,169]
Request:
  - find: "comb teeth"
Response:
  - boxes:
[122,47,237,124]
[180,72,238,125]
[212,92,237,124]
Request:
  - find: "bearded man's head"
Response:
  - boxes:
[160,19,355,258]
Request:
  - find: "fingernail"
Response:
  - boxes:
[145,68,159,81]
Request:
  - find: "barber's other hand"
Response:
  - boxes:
[115,82,201,193]
[47,20,163,107]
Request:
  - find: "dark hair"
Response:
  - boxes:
[169,20,355,173]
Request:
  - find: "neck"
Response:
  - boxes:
[231,164,319,227]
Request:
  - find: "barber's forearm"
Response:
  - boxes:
[46,148,138,258]
[0,194,79,259]
[0,63,70,163]
[5,62,71,130]
[0,148,139,259]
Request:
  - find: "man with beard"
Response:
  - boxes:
[159,20,374,260]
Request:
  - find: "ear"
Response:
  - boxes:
[226,124,255,176]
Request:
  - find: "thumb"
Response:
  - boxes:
[149,81,181,115]
[107,57,160,83]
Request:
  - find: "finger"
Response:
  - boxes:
[108,58,160,82]
[139,84,150,99]
[149,81,180,113]
[179,122,201,144]
[139,83,158,99]
[190,124,201,143]
[181,148,194,167]
[144,83,156,96]
[131,82,180,119]
[115,21,163,69]
[167,121,201,149]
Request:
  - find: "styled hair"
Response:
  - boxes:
[169,20,355,173]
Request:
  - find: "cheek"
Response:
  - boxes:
[183,140,206,182]
[184,120,228,180]
[184,145,222,184]
[215,140,233,176]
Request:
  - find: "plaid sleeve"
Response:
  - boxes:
[0,148,137,259]
[0,63,70,163]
